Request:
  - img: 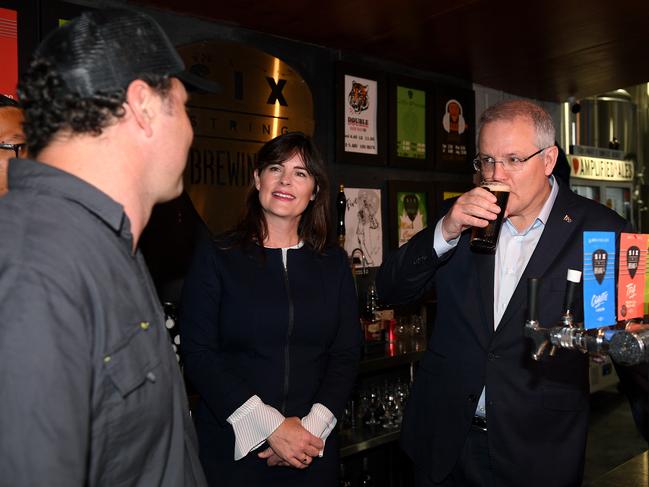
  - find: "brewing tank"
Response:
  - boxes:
[578,89,637,155]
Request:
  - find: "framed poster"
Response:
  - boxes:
[388,76,434,169]
[342,187,383,267]
[434,86,475,173]
[388,181,434,249]
[335,62,387,166]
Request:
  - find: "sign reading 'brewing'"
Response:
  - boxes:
[177,41,315,234]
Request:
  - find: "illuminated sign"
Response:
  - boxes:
[570,155,634,181]
[177,41,314,235]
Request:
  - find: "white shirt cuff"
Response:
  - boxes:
[301,403,337,457]
[226,395,285,461]
[433,217,459,256]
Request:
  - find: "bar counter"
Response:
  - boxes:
[588,451,648,486]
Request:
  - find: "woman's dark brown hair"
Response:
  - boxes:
[227,131,332,253]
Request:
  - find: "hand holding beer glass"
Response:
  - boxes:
[469,179,510,252]
[440,152,518,251]
[465,152,512,253]
[440,174,509,251]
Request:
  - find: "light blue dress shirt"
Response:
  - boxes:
[433,176,560,418]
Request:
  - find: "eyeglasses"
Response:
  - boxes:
[472,146,550,175]
[0,142,26,158]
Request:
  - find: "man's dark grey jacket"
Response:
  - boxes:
[0,159,207,487]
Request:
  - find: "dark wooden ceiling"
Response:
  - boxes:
[133,0,649,102]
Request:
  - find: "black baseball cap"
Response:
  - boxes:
[35,9,220,96]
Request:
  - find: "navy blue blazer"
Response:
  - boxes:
[377,182,629,486]
[180,237,361,486]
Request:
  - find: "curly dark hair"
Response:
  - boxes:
[18,57,171,156]
[226,132,333,253]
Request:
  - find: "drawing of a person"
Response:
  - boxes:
[355,190,380,265]
[442,99,467,135]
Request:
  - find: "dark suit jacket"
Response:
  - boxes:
[180,237,362,487]
[377,182,628,486]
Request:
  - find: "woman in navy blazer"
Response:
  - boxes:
[180,132,362,486]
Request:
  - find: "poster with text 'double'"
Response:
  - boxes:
[583,231,617,330]
[344,75,378,155]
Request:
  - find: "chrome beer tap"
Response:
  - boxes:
[524,272,649,365]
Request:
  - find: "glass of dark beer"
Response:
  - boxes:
[470,180,510,252]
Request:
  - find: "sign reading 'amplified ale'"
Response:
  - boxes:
[177,41,315,234]
[570,155,634,181]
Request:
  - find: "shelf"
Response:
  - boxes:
[339,425,401,458]
[359,339,426,374]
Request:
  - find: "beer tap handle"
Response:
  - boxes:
[527,278,539,323]
[525,278,550,360]
[562,269,582,327]
[532,340,549,361]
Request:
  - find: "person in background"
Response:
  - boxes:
[377,99,629,486]
[0,94,26,195]
[180,131,362,486]
[0,9,219,486]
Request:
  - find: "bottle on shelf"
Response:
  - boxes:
[363,283,384,342]
[337,184,347,248]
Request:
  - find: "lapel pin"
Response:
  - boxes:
[563,214,573,223]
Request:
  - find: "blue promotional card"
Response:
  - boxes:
[583,231,617,329]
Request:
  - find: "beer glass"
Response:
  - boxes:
[469,180,510,252]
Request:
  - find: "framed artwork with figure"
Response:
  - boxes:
[434,86,475,173]
[335,62,387,166]
[388,181,435,249]
[342,187,383,267]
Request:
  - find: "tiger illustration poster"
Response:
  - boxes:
[344,74,378,155]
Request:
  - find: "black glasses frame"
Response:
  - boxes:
[472,146,549,172]
[0,142,26,158]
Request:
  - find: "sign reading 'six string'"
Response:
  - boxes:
[583,232,617,329]
[617,233,648,321]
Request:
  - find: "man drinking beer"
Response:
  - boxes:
[377,99,629,486]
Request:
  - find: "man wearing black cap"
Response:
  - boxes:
[0,9,216,486]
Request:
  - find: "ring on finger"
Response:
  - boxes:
[302,455,308,464]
